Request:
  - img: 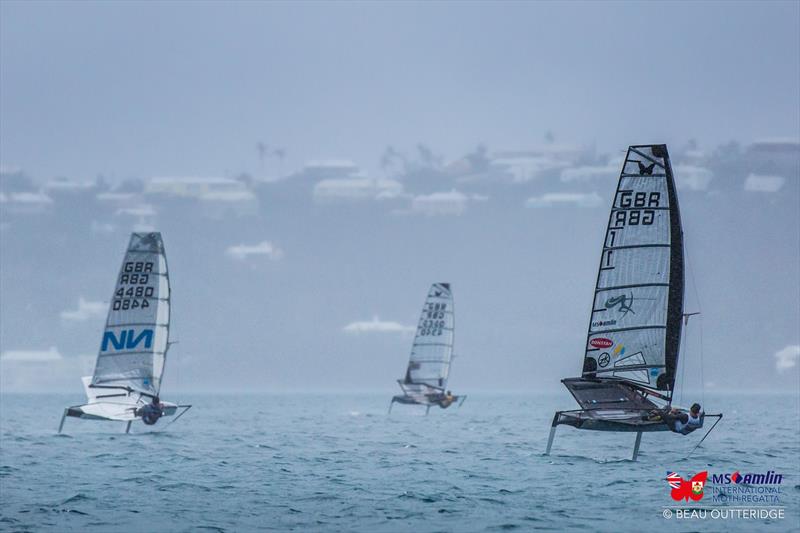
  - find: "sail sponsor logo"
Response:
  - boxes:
[605,293,635,316]
[708,471,784,504]
[666,471,708,501]
[591,319,616,328]
[590,338,613,349]
[101,328,154,352]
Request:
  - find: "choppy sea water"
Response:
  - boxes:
[1,392,798,532]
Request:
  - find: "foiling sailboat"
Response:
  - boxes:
[544,144,721,460]
[58,232,191,433]
[389,283,466,414]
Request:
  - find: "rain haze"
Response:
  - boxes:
[1,0,799,396]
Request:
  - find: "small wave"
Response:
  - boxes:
[122,475,166,484]
[61,494,94,505]
[398,491,439,503]
[92,453,114,459]
[36,505,90,516]
[157,482,212,493]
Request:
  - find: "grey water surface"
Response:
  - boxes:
[1,393,798,532]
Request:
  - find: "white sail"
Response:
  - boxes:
[402,283,455,392]
[91,232,170,397]
[582,145,684,394]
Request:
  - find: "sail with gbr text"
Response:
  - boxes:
[582,145,684,396]
[91,232,170,397]
[402,283,455,392]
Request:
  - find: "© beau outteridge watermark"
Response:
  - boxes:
[662,470,786,520]
[662,508,785,520]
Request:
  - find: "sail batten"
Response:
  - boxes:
[595,282,670,292]
[582,145,683,396]
[90,232,170,397]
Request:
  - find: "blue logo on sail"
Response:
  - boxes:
[101,329,154,352]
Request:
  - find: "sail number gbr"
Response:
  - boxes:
[613,190,661,226]
[419,302,447,336]
[113,261,155,311]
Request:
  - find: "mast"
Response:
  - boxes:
[663,146,684,401]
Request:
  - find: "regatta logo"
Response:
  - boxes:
[666,471,708,501]
[711,471,784,485]
[636,160,656,175]
[101,329,154,352]
[590,338,613,349]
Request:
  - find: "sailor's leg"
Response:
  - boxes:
[425,405,431,416]
[632,431,643,461]
[388,399,394,415]
[58,409,67,434]
[125,420,132,434]
[545,412,559,455]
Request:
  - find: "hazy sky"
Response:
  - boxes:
[1,1,798,398]
[1,1,799,179]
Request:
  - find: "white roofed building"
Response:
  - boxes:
[145,176,258,217]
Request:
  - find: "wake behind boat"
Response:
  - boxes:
[389,283,465,414]
[58,232,191,433]
[544,144,721,460]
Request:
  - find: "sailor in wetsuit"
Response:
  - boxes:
[659,403,703,434]
[138,396,164,425]
[437,390,456,409]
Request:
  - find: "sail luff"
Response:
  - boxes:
[663,148,684,399]
[581,154,623,378]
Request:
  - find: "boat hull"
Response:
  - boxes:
[553,409,669,432]
[65,400,179,422]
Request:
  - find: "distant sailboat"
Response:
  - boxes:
[59,232,191,433]
[389,283,465,414]
[544,145,721,460]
